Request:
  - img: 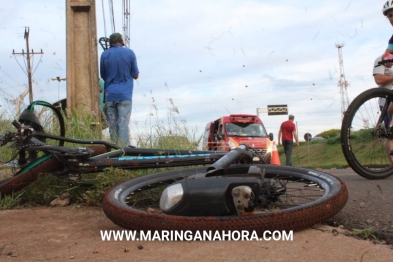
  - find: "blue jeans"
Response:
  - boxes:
[282,140,293,166]
[105,100,132,147]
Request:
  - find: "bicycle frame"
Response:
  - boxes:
[7,130,229,171]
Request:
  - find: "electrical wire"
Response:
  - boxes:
[31,54,43,75]
[108,0,116,33]
[0,67,22,87]
[12,55,28,77]
[101,0,108,38]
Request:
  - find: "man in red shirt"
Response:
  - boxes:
[278,115,299,166]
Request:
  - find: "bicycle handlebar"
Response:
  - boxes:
[377,59,393,66]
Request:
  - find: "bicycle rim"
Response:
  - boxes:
[341,88,393,179]
[103,165,348,234]
[28,102,65,146]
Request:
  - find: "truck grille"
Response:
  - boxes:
[254,149,267,155]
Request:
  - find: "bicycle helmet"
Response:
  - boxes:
[383,1,393,15]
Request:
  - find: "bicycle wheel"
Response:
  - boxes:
[103,165,348,235]
[341,88,393,179]
[0,101,66,178]
[22,101,66,146]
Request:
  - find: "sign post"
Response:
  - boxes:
[256,107,267,117]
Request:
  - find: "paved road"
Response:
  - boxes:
[320,169,393,243]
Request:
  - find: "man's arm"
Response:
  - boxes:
[100,56,106,80]
[292,131,299,147]
[129,50,139,80]
[374,74,393,85]
[277,129,282,146]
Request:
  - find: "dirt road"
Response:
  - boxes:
[0,206,392,262]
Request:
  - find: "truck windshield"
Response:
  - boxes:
[225,123,267,137]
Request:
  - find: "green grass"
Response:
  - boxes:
[279,128,390,169]
[0,191,24,210]
[18,165,160,207]
[352,227,377,240]
[278,138,348,169]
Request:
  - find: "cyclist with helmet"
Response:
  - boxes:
[383,1,393,60]
[378,2,393,125]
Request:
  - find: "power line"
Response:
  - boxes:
[0,66,23,86]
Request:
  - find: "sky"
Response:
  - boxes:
[0,0,391,146]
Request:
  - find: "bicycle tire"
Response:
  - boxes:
[0,145,108,196]
[103,165,348,235]
[341,88,393,179]
[0,154,63,196]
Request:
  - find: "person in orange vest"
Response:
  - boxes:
[278,115,299,166]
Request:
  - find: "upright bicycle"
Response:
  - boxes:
[341,83,393,179]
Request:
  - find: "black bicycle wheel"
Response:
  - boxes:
[0,101,66,179]
[341,88,393,179]
[24,101,66,146]
[103,165,348,235]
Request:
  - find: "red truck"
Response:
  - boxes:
[202,114,273,163]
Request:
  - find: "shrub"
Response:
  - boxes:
[316,129,341,139]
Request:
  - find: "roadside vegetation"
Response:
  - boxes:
[278,129,348,169]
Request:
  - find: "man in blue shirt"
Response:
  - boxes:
[100,33,139,147]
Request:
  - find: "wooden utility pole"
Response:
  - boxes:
[12,27,44,104]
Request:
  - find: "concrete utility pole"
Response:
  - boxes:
[66,0,100,118]
[12,27,44,104]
